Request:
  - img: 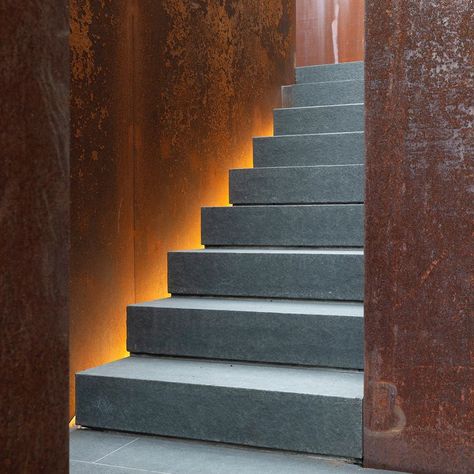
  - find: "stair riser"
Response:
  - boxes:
[253,133,365,168]
[296,62,364,83]
[76,375,362,458]
[274,104,363,135]
[168,252,364,301]
[282,81,364,107]
[230,166,364,205]
[127,306,363,369]
[202,205,364,247]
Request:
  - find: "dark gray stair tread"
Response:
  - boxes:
[253,132,364,168]
[78,356,363,397]
[127,297,364,369]
[76,357,363,457]
[131,296,363,315]
[230,164,364,205]
[296,62,364,84]
[274,104,364,135]
[168,248,364,301]
[202,204,363,247]
[282,80,364,107]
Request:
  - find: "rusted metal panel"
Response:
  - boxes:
[364,1,473,473]
[0,2,69,472]
[69,0,135,418]
[296,0,364,66]
[70,0,295,415]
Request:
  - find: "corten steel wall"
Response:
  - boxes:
[70,0,135,419]
[0,2,69,473]
[364,2,473,474]
[70,0,295,415]
[296,0,364,66]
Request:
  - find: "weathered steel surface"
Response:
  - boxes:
[0,1,69,472]
[69,0,135,418]
[364,1,473,473]
[296,0,364,66]
[70,0,295,415]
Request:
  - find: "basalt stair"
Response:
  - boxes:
[76,62,366,462]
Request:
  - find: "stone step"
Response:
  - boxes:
[282,80,364,107]
[168,248,364,301]
[202,204,364,247]
[127,297,364,369]
[75,356,363,458]
[253,132,364,168]
[296,61,364,84]
[230,165,364,205]
[274,104,364,135]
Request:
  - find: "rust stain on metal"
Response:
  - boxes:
[69,0,135,418]
[0,1,69,472]
[364,1,473,473]
[70,0,94,83]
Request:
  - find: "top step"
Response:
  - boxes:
[296,62,364,84]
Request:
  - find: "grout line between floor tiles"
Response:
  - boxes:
[93,437,140,463]
[71,459,172,474]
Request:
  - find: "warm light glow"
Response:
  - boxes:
[137,117,275,304]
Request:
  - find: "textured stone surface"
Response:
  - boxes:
[202,204,364,247]
[128,297,364,369]
[253,132,365,167]
[168,249,364,300]
[296,62,364,83]
[364,2,473,473]
[282,80,364,107]
[0,2,69,472]
[70,428,406,474]
[274,104,364,135]
[76,357,363,457]
[230,165,364,204]
[70,0,295,416]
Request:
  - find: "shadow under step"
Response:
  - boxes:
[76,356,363,458]
[127,297,364,370]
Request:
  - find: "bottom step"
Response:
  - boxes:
[76,356,363,458]
[70,428,404,474]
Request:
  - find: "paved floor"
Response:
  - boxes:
[70,428,408,474]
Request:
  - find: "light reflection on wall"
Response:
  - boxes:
[70,0,295,417]
[296,0,364,66]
